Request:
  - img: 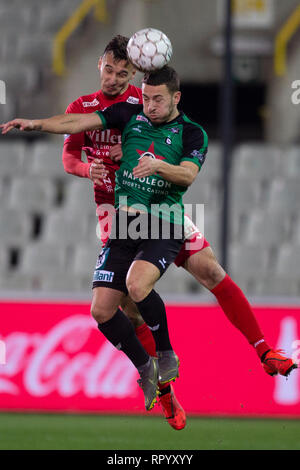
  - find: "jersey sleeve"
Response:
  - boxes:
[181,123,208,171]
[62,100,90,178]
[96,103,142,133]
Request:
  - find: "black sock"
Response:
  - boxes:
[135,290,172,351]
[98,308,149,369]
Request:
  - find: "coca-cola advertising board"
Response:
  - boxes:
[0,300,300,416]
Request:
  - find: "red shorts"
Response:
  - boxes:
[174,213,210,267]
[174,232,210,267]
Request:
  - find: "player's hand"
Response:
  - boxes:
[109,144,123,162]
[0,119,35,134]
[89,158,109,186]
[133,156,159,178]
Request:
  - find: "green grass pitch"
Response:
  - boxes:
[0,413,300,450]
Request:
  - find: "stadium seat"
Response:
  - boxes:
[183,179,221,215]
[42,209,88,244]
[1,63,39,93]
[266,179,300,215]
[38,272,83,292]
[292,218,300,245]
[18,242,68,275]
[254,277,300,297]
[0,142,26,176]
[8,177,57,212]
[30,140,69,178]
[72,242,100,276]
[0,271,36,291]
[282,146,300,179]
[16,33,54,65]
[38,1,81,31]
[63,178,97,216]
[232,143,282,180]
[275,244,300,278]
[0,246,8,274]
[0,208,32,246]
[0,6,32,32]
[228,243,270,280]
[243,210,291,247]
[183,179,212,205]
[199,142,222,181]
[254,243,300,296]
[230,178,262,217]
[86,213,103,245]
[202,209,221,252]
[0,96,16,122]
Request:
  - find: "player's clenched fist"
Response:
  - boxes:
[0,119,36,134]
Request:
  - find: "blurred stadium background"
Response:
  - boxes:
[0,0,300,450]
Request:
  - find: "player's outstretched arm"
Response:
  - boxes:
[0,113,103,135]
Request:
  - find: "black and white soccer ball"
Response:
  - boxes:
[127,28,173,72]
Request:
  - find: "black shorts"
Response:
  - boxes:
[92,210,184,294]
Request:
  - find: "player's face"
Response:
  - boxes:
[98,52,136,97]
[142,83,181,125]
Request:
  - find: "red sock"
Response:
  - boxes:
[135,323,170,391]
[211,274,271,359]
[135,323,156,357]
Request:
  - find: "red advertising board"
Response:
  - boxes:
[0,300,299,416]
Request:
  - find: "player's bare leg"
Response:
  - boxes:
[183,247,297,376]
[121,295,186,430]
[91,286,126,323]
[183,246,225,290]
[91,286,159,410]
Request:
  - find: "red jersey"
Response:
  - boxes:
[63,84,143,205]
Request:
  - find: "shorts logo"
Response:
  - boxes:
[158,257,167,270]
[95,247,110,269]
[93,270,114,282]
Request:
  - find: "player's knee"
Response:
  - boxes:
[203,258,225,288]
[90,303,112,324]
[126,280,148,303]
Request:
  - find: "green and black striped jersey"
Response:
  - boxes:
[96,103,208,224]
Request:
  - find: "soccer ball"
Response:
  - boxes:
[127,28,172,72]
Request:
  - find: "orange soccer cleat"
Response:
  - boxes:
[158,385,186,430]
[261,349,298,377]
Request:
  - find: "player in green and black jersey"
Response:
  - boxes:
[96,100,207,224]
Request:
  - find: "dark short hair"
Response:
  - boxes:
[103,35,129,62]
[143,66,180,94]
